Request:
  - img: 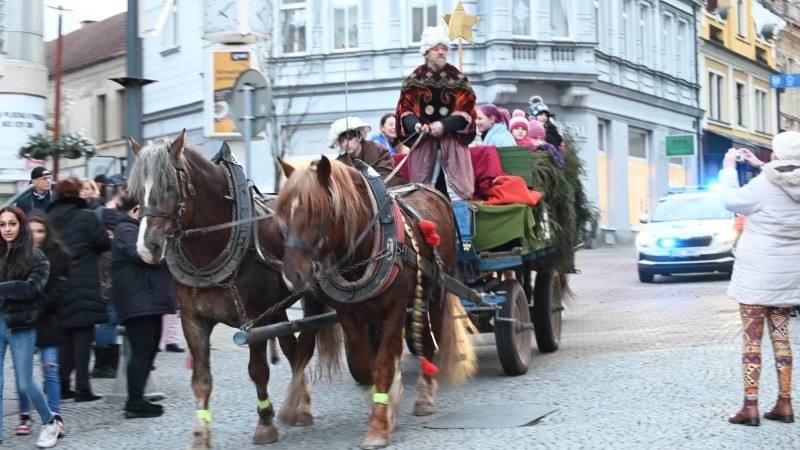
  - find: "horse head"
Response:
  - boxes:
[275,156,364,291]
[128,130,188,264]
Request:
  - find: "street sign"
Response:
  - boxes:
[665,134,696,157]
[770,73,800,89]
[229,69,269,138]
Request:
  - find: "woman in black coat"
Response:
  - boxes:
[45,178,111,402]
[0,206,61,447]
[111,195,177,419]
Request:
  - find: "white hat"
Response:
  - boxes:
[772,131,800,161]
[419,26,451,55]
[328,116,372,149]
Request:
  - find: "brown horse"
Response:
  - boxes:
[128,131,341,449]
[275,156,477,449]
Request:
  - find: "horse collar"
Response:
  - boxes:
[315,159,405,304]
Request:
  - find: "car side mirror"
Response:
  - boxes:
[638,213,649,224]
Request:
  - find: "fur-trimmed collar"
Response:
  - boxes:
[763,160,800,187]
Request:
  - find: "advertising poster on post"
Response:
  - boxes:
[207,48,256,137]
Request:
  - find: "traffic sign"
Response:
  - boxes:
[770,73,800,89]
[229,69,269,137]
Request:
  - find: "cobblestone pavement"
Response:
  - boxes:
[2,245,796,449]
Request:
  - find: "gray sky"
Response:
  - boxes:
[44,0,128,41]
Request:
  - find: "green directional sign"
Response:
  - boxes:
[665,134,696,157]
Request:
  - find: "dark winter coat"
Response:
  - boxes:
[15,189,55,214]
[36,245,70,347]
[110,215,178,324]
[45,196,111,328]
[1,249,50,330]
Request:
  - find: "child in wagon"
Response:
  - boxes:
[508,109,565,169]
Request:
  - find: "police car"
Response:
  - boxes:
[635,186,737,283]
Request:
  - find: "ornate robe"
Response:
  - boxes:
[395,63,477,199]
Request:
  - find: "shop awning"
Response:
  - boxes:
[704,129,772,151]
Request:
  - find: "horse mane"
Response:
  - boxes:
[129,138,224,204]
[277,159,365,251]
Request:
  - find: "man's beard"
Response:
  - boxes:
[428,57,446,71]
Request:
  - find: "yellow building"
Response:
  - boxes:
[699,1,782,183]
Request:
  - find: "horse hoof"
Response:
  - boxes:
[252,424,278,445]
[413,402,435,416]
[360,436,388,449]
[295,411,314,427]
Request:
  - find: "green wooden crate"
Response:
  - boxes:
[496,146,533,188]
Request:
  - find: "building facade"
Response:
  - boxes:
[761,0,800,133]
[141,0,704,244]
[45,13,128,179]
[698,0,782,185]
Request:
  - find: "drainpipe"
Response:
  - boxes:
[694,3,703,185]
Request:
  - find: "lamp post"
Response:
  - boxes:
[46,4,71,179]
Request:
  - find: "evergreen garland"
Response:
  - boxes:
[530,131,599,273]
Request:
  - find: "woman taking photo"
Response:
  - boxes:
[15,212,70,438]
[0,206,60,447]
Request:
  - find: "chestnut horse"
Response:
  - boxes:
[128,131,341,449]
[275,157,477,449]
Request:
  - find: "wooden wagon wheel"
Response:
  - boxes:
[531,269,563,352]
[494,279,532,376]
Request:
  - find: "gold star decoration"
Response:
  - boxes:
[443,2,480,43]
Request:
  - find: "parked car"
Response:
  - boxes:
[635,186,737,283]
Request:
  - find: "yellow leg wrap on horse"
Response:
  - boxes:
[373,393,390,405]
[196,409,212,422]
[258,398,271,410]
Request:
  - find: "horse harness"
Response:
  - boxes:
[314,160,481,306]
[141,142,281,290]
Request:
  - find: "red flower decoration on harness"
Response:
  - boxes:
[420,356,439,376]
[418,220,440,247]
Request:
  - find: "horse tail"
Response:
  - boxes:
[559,272,575,306]
[437,292,477,385]
[314,305,343,380]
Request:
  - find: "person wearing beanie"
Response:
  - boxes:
[521,115,565,169]
[508,110,530,141]
[395,26,477,200]
[529,95,564,149]
[720,131,800,427]
[476,104,516,147]
[329,116,402,187]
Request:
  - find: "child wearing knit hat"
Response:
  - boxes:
[508,109,536,148]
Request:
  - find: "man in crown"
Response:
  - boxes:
[395,26,477,200]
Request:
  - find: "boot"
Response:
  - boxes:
[729,398,760,426]
[73,390,102,402]
[125,398,164,419]
[92,346,118,378]
[764,394,794,423]
[60,378,74,400]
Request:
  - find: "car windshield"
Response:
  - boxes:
[650,195,733,222]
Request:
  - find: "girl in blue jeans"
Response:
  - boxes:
[16,212,71,437]
[0,206,60,448]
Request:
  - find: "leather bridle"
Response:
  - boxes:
[139,151,195,240]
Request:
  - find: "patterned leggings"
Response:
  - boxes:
[739,304,792,400]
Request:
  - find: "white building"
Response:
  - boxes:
[142,0,703,244]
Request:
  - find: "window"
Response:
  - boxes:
[676,21,687,77]
[708,72,724,121]
[281,0,307,54]
[513,0,533,36]
[638,3,650,65]
[755,89,768,132]
[551,0,570,38]
[621,0,632,58]
[662,14,673,72]
[598,120,608,153]
[628,128,648,159]
[737,0,746,37]
[333,0,358,49]
[411,0,439,44]
[97,94,107,143]
[161,0,178,50]
[736,82,747,127]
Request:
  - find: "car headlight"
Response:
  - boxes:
[715,228,739,245]
[636,231,658,248]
